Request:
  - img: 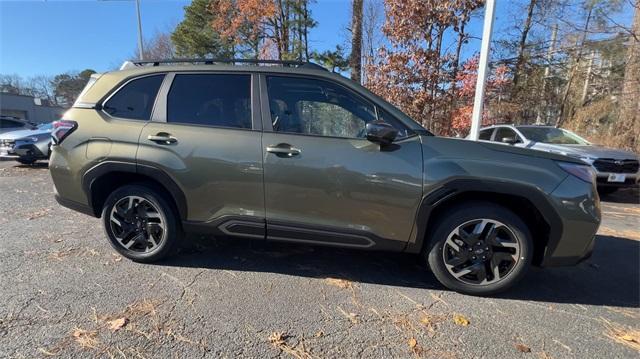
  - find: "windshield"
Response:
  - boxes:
[37,122,53,130]
[516,127,590,145]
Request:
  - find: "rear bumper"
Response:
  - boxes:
[541,175,601,267]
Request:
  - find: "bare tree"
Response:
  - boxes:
[616,1,639,152]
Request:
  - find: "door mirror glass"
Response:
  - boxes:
[366,122,398,145]
[501,136,519,145]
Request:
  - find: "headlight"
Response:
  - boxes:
[557,162,596,184]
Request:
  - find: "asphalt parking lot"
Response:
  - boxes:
[1,160,638,358]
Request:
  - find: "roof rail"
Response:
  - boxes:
[120,58,328,72]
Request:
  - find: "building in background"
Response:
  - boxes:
[0,93,65,124]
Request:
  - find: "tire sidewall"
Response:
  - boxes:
[426,202,533,296]
[102,185,177,262]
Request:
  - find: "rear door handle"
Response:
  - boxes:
[147,133,177,145]
[266,144,301,157]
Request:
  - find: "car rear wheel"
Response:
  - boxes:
[102,185,178,262]
[425,202,533,296]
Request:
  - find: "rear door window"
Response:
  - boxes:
[167,74,252,129]
[102,75,164,121]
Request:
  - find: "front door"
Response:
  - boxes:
[261,75,423,249]
[137,72,264,233]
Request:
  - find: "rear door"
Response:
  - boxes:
[260,75,423,250]
[137,72,265,233]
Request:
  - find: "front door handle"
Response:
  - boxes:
[147,133,177,145]
[266,143,301,157]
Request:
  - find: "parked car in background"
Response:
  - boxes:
[49,59,601,296]
[0,122,53,164]
[0,116,36,135]
[475,125,640,194]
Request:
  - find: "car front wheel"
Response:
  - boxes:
[426,202,533,296]
[102,184,178,262]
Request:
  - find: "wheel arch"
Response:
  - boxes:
[407,178,563,266]
[82,161,188,220]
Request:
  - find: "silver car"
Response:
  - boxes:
[476,124,639,194]
[0,116,35,135]
[0,122,53,165]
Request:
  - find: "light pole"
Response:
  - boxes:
[99,0,144,60]
[135,0,144,60]
[469,0,496,141]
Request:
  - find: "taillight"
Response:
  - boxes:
[52,120,77,145]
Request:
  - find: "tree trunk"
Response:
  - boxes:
[557,5,593,127]
[303,0,309,61]
[350,0,363,83]
[512,0,537,92]
[617,3,640,152]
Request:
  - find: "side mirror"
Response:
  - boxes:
[501,136,519,145]
[366,122,398,146]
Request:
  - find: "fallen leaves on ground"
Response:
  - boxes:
[452,314,470,326]
[268,332,313,359]
[514,343,531,353]
[324,277,352,289]
[408,337,417,348]
[598,226,640,241]
[107,317,128,331]
[72,328,99,349]
[604,320,640,352]
[26,208,52,220]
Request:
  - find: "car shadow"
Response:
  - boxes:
[159,233,639,308]
[14,162,49,170]
[599,187,640,204]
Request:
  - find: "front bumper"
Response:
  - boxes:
[595,172,639,188]
[0,142,47,159]
[541,175,601,266]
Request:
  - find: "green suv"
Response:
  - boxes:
[50,59,601,295]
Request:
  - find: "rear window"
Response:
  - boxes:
[167,74,252,129]
[102,75,164,121]
[0,119,26,128]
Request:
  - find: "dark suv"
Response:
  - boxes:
[50,59,601,295]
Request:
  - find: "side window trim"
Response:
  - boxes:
[150,73,175,123]
[99,73,166,122]
[160,71,258,130]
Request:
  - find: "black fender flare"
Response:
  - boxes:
[405,178,563,259]
[82,161,188,220]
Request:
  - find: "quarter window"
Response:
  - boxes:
[266,76,379,138]
[103,75,164,120]
[167,74,252,129]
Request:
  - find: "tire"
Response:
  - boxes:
[101,184,179,263]
[597,186,618,195]
[16,158,36,165]
[425,202,533,296]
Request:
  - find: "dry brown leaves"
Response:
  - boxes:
[107,317,128,331]
[71,328,99,349]
[604,320,640,352]
[25,207,52,220]
[598,226,640,241]
[514,343,532,353]
[452,314,470,326]
[268,332,314,359]
[324,277,353,289]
